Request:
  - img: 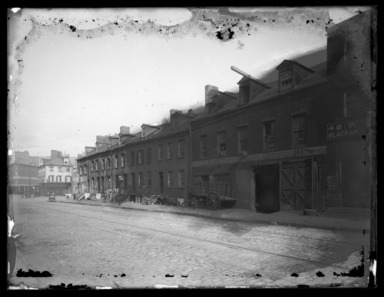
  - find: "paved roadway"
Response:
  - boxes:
[8,195,370,288]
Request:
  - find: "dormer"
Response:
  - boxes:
[170,109,193,127]
[85,146,96,155]
[141,124,161,139]
[237,77,270,105]
[231,66,270,105]
[276,60,314,92]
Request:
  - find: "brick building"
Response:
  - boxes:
[8,163,39,195]
[77,109,195,203]
[190,10,373,212]
[76,10,373,212]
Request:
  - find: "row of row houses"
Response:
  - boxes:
[77,11,373,212]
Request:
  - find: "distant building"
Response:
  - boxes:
[10,150,43,166]
[38,150,74,195]
[8,163,39,195]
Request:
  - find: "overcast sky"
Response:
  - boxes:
[7,7,368,158]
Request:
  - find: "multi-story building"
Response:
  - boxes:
[76,10,373,212]
[77,110,195,203]
[8,163,39,195]
[38,151,74,195]
[190,10,372,212]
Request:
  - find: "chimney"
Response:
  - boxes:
[205,85,219,107]
[187,109,194,117]
[51,150,62,159]
[119,126,130,135]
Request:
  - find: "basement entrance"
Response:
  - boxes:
[255,165,280,213]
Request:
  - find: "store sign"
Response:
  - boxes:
[327,121,359,140]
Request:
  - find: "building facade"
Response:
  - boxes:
[8,163,39,195]
[76,11,373,212]
[190,10,372,212]
[77,110,194,203]
[38,153,74,195]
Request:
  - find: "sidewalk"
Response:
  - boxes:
[49,195,371,233]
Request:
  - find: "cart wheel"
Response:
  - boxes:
[207,193,220,210]
[190,197,197,209]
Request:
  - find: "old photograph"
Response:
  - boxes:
[7,7,376,289]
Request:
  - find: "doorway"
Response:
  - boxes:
[255,165,280,213]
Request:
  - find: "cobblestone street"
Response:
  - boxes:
[9,195,370,289]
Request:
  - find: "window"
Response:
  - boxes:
[95,160,98,171]
[147,147,152,164]
[121,154,125,168]
[49,175,54,182]
[56,175,62,182]
[66,167,70,172]
[114,155,118,169]
[65,176,71,182]
[178,170,185,187]
[107,157,111,170]
[130,151,135,165]
[238,126,248,153]
[101,159,105,171]
[166,143,173,159]
[167,171,174,187]
[57,166,61,172]
[79,166,83,175]
[137,150,143,165]
[217,131,227,156]
[280,70,293,91]
[200,135,207,159]
[178,139,185,158]
[50,166,54,172]
[292,114,306,147]
[158,144,164,161]
[91,162,94,172]
[263,120,275,150]
[138,172,143,187]
[147,171,152,187]
[84,165,87,174]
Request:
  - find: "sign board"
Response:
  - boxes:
[327,121,359,140]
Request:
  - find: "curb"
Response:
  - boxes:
[54,200,369,233]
